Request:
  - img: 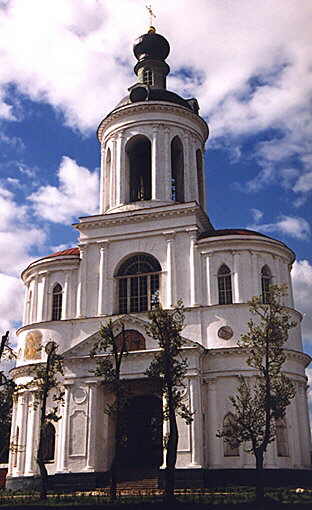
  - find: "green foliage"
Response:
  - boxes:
[90,319,129,416]
[29,343,65,424]
[0,331,15,462]
[145,300,193,425]
[218,285,296,460]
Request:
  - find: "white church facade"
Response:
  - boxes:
[7,28,311,490]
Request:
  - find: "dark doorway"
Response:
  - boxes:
[118,395,163,468]
[126,135,152,202]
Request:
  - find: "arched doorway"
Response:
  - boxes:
[118,395,163,468]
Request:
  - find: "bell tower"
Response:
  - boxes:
[97,27,209,215]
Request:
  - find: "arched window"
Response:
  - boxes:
[115,329,146,352]
[223,413,239,457]
[171,136,184,202]
[42,422,56,462]
[52,283,62,321]
[218,265,232,305]
[126,136,151,202]
[276,418,289,457]
[261,265,272,304]
[116,254,161,314]
[196,149,205,208]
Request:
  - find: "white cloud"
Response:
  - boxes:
[294,172,312,193]
[28,156,99,224]
[0,273,23,333]
[292,260,312,345]
[250,208,263,223]
[0,185,46,275]
[248,215,311,241]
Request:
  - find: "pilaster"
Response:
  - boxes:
[56,384,71,473]
[76,246,87,318]
[97,241,110,316]
[188,228,201,307]
[163,231,175,308]
[85,383,98,471]
[189,375,203,467]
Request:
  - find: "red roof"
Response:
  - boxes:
[46,247,80,258]
[199,228,271,240]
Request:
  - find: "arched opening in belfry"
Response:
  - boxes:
[171,136,184,202]
[117,394,163,468]
[196,149,205,208]
[126,135,151,202]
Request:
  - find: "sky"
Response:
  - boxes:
[0,0,311,377]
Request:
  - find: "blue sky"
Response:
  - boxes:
[0,0,311,380]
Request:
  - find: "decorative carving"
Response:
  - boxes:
[218,326,234,341]
[69,410,87,456]
[24,330,42,360]
[72,386,87,404]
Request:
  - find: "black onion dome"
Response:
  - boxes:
[133,31,170,62]
[116,89,192,111]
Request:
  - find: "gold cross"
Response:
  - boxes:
[146,4,156,27]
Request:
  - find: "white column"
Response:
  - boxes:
[7,395,18,476]
[85,383,98,471]
[16,393,29,476]
[61,271,70,320]
[115,132,126,206]
[206,379,220,467]
[164,127,172,201]
[24,393,37,475]
[188,228,200,307]
[232,251,241,303]
[22,285,29,325]
[32,275,39,323]
[99,143,105,213]
[38,271,49,322]
[288,264,295,307]
[98,241,109,316]
[251,251,259,298]
[56,385,70,473]
[152,124,162,200]
[164,232,175,308]
[297,382,312,467]
[205,253,212,305]
[110,136,117,209]
[189,376,203,467]
[76,246,87,318]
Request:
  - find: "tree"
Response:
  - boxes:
[145,301,193,502]
[90,320,128,502]
[217,285,296,504]
[30,341,64,500]
[0,332,15,463]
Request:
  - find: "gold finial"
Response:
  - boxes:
[146,4,156,31]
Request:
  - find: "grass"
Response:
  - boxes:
[0,487,312,507]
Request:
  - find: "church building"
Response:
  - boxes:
[7,27,311,490]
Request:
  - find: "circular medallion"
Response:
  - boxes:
[72,387,87,404]
[218,326,234,341]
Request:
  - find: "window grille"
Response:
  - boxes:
[143,68,153,85]
[42,422,56,462]
[52,283,62,321]
[223,413,239,457]
[117,254,161,313]
[261,265,272,304]
[218,264,233,305]
[276,418,289,457]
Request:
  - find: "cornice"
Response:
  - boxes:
[198,235,295,262]
[22,255,80,281]
[74,202,210,232]
[205,347,311,367]
[97,102,209,143]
